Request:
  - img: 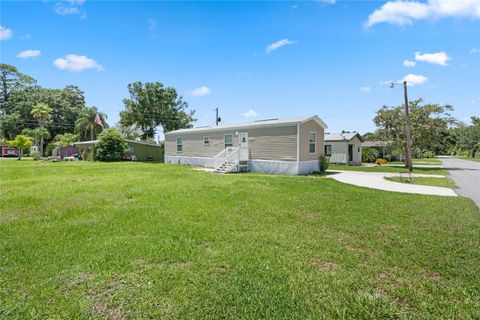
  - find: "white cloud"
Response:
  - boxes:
[17,50,41,59]
[53,54,103,72]
[0,26,12,40]
[415,51,450,66]
[360,86,371,93]
[402,73,428,86]
[365,0,480,27]
[66,0,85,4]
[469,47,479,54]
[243,109,258,118]
[55,3,81,15]
[54,1,86,16]
[403,60,416,67]
[190,86,211,97]
[318,0,336,3]
[265,39,295,53]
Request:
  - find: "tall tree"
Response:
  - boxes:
[0,64,35,113]
[373,99,455,156]
[120,82,195,140]
[75,106,107,141]
[31,102,53,155]
[1,85,87,139]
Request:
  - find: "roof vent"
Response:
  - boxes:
[254,118,279,122]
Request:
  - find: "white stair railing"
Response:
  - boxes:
[213,148,228,168]
[213,147,240,172]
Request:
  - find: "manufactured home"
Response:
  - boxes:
[324,132,363,165]
[74,139,163,161]
[164,116,327,175]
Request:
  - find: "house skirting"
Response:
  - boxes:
[165,156,320,175]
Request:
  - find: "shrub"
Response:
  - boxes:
[94,128,127,162]
[362,147,378,163]
[31,151,41,160]
[375,158,387,165]
[319,155,330,173]
[423,151,435,158]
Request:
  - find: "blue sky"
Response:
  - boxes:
[1,0,479,138]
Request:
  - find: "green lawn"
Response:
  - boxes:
[385,176,457,188]
[384,159,441,165]
[329,164,448,175]
[455,156,480,163]
[1,160,479,319]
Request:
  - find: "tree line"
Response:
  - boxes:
[0,64,195,157]
[363,99,480,159]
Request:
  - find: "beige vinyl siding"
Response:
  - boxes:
[247,126,297,161]
[165,130,237,158]
[299,119,324,161]
[165,125,298,161]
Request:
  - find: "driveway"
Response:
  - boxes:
[438,156,480,207]
[327,170,457,197]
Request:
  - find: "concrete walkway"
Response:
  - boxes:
[439,156,480,207]
[327,170,457,197]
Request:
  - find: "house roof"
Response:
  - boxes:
[165,115,328,135]
[324,132,363,142]
[362,140,394,147]
[74,139,162,148]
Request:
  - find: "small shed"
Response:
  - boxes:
[74,139,163,161]
[52,146,80,158]
[324,132,363,165]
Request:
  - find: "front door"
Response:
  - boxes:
[238,132,248,148]
[348,144,353,162]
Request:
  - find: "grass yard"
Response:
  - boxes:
[1,160,479,319]
[329,164,448,175]
[455,156,480,163]
[384,176,457,188]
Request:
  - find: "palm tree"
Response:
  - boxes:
[75,106,107,141]
[30,102,52,156]
[31,102,52,127]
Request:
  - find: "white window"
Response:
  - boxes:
[309,132,316,153]
[224,134,233,148]
[176,137,183,152]
[128,145,135,153]
[203,136,210,146]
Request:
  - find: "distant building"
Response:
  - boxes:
[324,132,363,165]
[74,140,163,161]
[362,140,401,161]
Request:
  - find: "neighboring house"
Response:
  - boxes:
[52,146,80,158]
[362,140,400,161]
[74,140,163,161]
[324,132,363,165]
[164,116,328,175]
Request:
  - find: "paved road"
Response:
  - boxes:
[439,156,480,207]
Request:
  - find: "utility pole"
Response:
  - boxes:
[390,81,413,181]
[403,81,413,178]
[215,107,221,126]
